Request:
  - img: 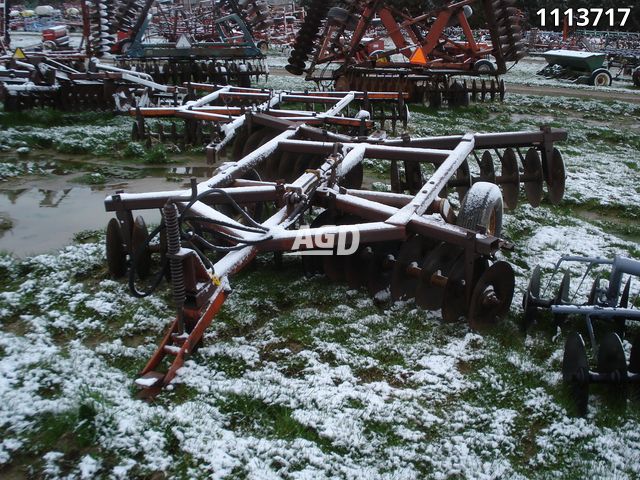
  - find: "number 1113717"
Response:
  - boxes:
[536,8,632,28]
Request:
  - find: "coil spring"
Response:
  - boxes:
[163,202,186,313]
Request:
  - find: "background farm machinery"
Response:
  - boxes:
[0,52,186,111]
[285,0,526,106]
[538,49,616,87]
[522,255,640,415]
[1,1,7,53]
[102,85,568,396]
[128,83,410,158]
[82,0,270,87]
[0,0,276,111]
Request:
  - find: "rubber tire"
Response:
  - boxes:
[474,59,496,74]
[457,182,503,237]
[590,68,612,87]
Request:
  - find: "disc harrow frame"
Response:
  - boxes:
[128,84,409,159]
[0,54,186,112]
[286,0,525,105]
[523,255,640,342]
[103,91,567,397]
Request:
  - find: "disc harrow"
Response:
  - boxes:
[287,0,525,106]
[285,0,333,76]
[523,255,640,343]
[562,331,640,416]
[102,91,567,397]
[0,54,186,112]
[81,0,269,87]
[82,0,116,57]
[127,84,409,160]
[383,133,565,210]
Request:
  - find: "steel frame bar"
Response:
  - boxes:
[128,85,406,161]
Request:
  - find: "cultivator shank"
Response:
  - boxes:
[103,89,567,397]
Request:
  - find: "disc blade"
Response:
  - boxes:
[345,246,370,289]
[455,161,472,201]
[587,276,601,305]
[106,218,127,278]
[365,241,400,296]
[597,332,628,408]
[391,234,432,301]
[523,148,543,207]
[302,210,336,276]
[415,243,463,310]
[553,270,571,326]
[131,215,151,279]
[614,278,632,338]
[545,147,566,205]
[478,151,496,183]
[562,332,590,416]
[440,258,467,323]
[324,214,361,282]
[500,148,519,209]
[630,335,640,402]
[468,261,515,330]
[522,265,541,331]
[277,150,297,182]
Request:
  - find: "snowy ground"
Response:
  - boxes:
[0,77,639,479]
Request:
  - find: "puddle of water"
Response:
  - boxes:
[0,148,386,257]
[0,180,174,257]
[0,150,224,257]
[0,187,114,257]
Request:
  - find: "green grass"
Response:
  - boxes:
[217,393,344,454]
[0,108,117,129]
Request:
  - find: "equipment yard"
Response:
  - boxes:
[0,63,639,478]
[0,1,640,478]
